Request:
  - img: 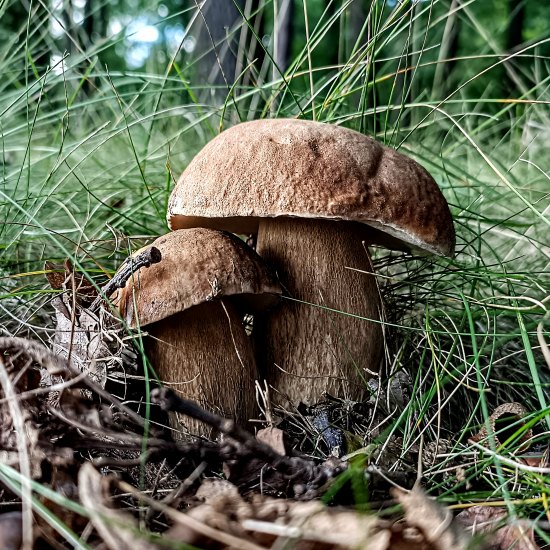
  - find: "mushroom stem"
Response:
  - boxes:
[146,299,257,437]
[255,218,384,406]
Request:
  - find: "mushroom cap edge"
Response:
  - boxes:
[168,118,456,257]
[113,228,282,328]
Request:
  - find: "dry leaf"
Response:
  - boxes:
[46,260,133,389]
[78,463,163,550]
[456,506,539,550]
[169,478,388,549]
[256,426,286,455]
[394,486,471,550]
[249,501,388,549]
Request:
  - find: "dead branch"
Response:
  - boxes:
[151,388,347,497]
[89,246,162,313]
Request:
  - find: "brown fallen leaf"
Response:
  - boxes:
[243,499,390,549]
[46,253,160,390]
[256,426,286,455]
[456,506,539,550]
[517,449,549,469]
[78,463,164,550]
[393,486,471,550]
[170,478,389,549]
[168,479,255,548]
[82,471,477,550]
[470,403,532,451]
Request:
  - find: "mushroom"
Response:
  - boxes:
[167,119,455,407]
[114,228,281,436]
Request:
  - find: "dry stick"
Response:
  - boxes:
[0,337,68,374]
[153,388,291,466]
[46,406,168,448]
[145,460,208,524]
[88,246,162,313]
[92,452,156,468]
[0,370,90,405]
[151,388,326,482]
[0,357,33,550]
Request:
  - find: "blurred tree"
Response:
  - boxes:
[1,0,548,111]
[506,0,525,52]
[59,0,74,55]
[81,0,107,48]
[346,0,366,60]
[432,0,460,97]
[504,0,526,96]
[235,0,266,92]
[273,0,293,75]
[1,0,50,78]
[192,0,246,103]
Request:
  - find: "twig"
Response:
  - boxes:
[0,337,67,374]
[152,388,297,473]
[0,337,162,436]
[47,406,166,446]
[89,246,162,313]
[151,388,347,494]
[145,461,207,523]
[0,357,33,550]
[469,439,550,474]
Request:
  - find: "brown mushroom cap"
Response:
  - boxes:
[168,118,455,257]
[115,228,281,327]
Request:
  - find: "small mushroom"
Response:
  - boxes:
[167,119,455,406]
[113,228,281,436]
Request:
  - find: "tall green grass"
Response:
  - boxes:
[1,0,550,540]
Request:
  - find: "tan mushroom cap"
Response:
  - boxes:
[114,228,282,328]
[168,118,455,256]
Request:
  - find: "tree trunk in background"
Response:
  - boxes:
[269,0,293,115]
[346,0,365,60]
[81,0,106,93]
[235,0,265,89]
[4,1,50,78]
[342,1,376,133]
[60,0,74,55]
[388,0,420,133]
[432,0,460,98]
[506,0,525,52]
[273,0,293,76]
[324,0,338,67]
[504,0,525,96]
[192,0,246,104]
[82,0,95,47]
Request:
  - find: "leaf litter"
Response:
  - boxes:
[0,255,545,549]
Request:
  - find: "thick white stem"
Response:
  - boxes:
[256,218,384,406]
[146,299,257,437]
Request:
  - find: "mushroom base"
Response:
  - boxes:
[255,218,384,407]
[146,300,257,438]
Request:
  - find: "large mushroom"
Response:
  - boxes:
[167,119,455,407]
[113,228,281,436]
